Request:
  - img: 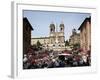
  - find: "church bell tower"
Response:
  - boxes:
[60,22,64,32]
[59,22,65,43]
[49,22,55,33]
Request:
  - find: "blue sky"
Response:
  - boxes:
[23,10,90,40]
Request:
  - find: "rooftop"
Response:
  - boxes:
[78,17,91,30]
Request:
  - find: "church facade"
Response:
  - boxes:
[31,22,65,51]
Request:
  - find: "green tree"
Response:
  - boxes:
[65,40,69,46]
[73,43,80,49]
[37,40,42,48]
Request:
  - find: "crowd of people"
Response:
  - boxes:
[23,47,91,69]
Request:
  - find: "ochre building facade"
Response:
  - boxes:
[78,17,91,52]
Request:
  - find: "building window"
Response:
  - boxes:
[61,28,62,31]
[51,28,53,32]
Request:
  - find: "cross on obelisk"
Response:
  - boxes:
[55,23,58,44]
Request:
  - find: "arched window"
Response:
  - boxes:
[51,28,53,32]
[61,28,62,31]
